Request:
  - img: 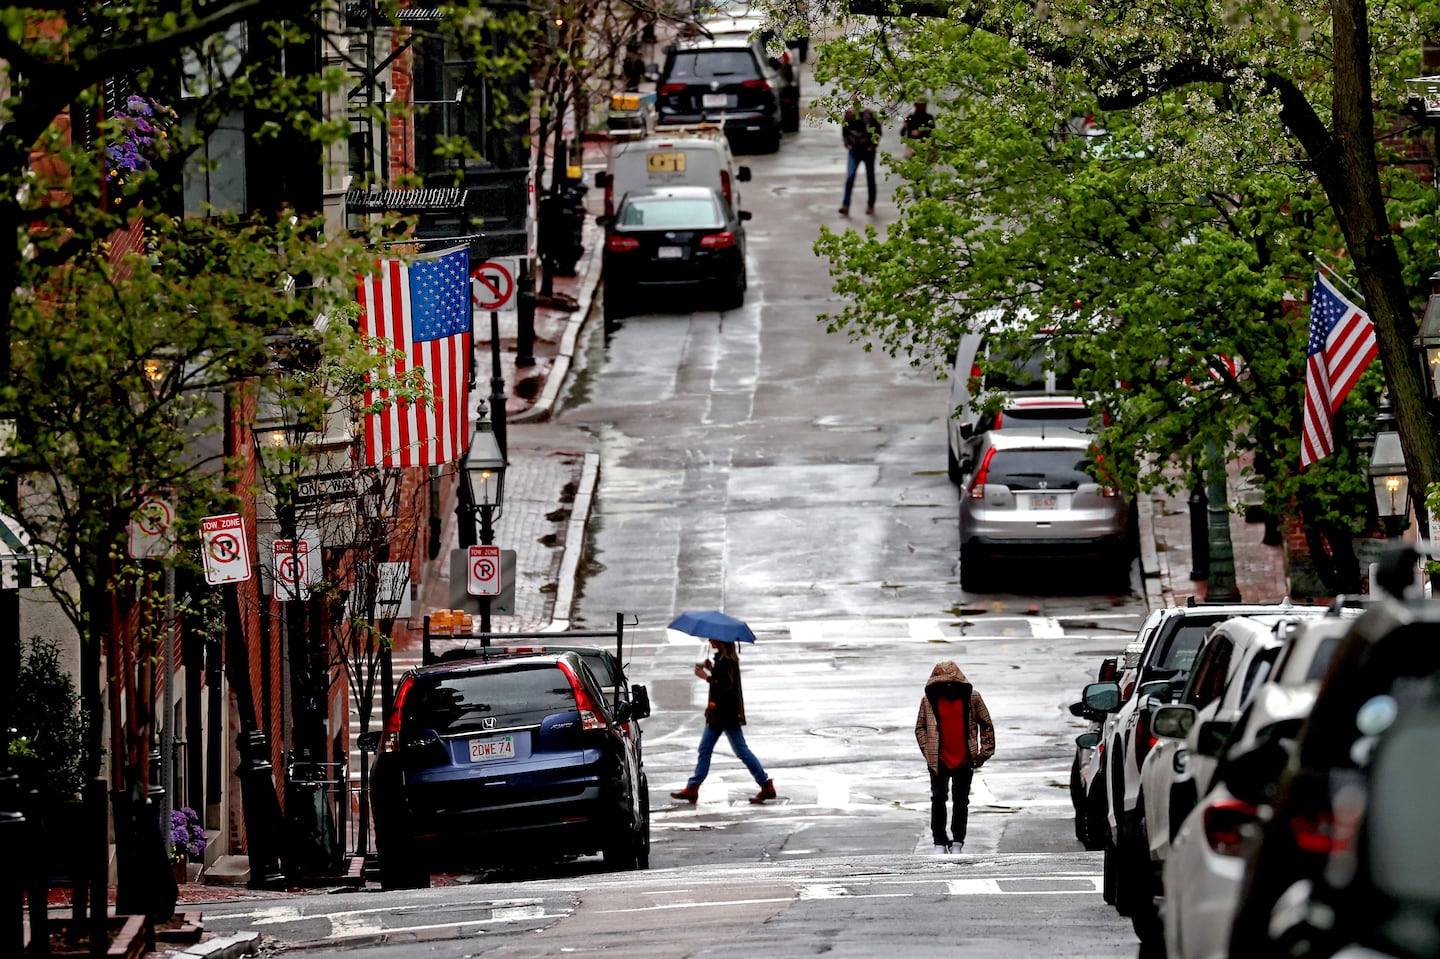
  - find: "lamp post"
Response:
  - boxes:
[462,425,506,639]
[1369,406,1411,538]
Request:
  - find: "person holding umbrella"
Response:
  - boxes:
[668,611,776,805]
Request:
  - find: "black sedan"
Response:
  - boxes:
[600,185,750,320]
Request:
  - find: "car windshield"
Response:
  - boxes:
[986,341,1077,393]
[619,197,720,228]
[403,664,576,735]
[1303,634,1343,682]
[985,449,1095,490]
[666,49,756,80]
[999,406,1090,430]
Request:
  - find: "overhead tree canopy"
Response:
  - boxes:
[810,0,1438,587]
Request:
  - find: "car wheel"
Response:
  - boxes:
[377,840,430,890]
[718,266,746,311]
[604,818,643,871]
[782,102,800,133]
[947,442,964,484]
[637,785,652,870]
[959,549,990,593]
[1083,776,1108,852]
[1101,835,1118,906]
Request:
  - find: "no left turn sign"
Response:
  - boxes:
[471,258,518,314]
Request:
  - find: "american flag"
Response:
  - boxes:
[358,246,472,467]
[1301,270,1377,468]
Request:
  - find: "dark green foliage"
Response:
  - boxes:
[8,637,86,802]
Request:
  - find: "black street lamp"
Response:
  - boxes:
[462,424,506,637]
[1369,411,1411,537]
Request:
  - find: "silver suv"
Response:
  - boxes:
[957,431,1132,592]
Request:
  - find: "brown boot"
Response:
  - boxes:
[749,779,776,804]
[670,785,699,803]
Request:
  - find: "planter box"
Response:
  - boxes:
[25,914,147,959]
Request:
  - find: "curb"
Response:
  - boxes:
[170,931,261,959]
[512,221,604,426]
[545,449,601,632]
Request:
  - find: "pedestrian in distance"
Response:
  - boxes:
[915,660,995,854]
[670,638,777,805]
[902,100,935,142]
[839,103,882,216]
[621,41,646,92]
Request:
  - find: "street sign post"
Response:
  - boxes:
[467,544,501,596]
[129,491,177,559]
[448,548,515,612]
[471,258,519,314]
[272,534,321,601]
[200,513,253,585]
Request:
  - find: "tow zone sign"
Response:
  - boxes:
[201,513,252,585]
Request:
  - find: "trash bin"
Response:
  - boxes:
[285,757,345,878]
[539,181,589,277]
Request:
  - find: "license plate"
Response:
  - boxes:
[702,93,729,108]
[1030,493,1058,509]
[468,735,515,762]
[657,246,684,259]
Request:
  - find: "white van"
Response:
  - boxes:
[946,310,1083,480]
[595,128,751,216]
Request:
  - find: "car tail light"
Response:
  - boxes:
[969,447,996,498]
[1203,798,1260,856]
[1289,812,1351,855]
[970,362,982,379]
[660,83,686,96]
[1136,707,1157,763]
[700,231,736,249]
[1101,485,1119,498]
[380,676,413,753]
[740,78,771,91]
[607,235,640,252]
[1121,679,1135,701]
[720,170,733,207]
[557,661,607,731]
[993,411,1004,429]
[604,181,614,217]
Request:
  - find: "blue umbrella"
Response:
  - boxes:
[668,610,757,644]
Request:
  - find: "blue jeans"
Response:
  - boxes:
[687,724,769,788]
[843,149,876,209]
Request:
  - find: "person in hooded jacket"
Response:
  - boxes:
[915,660,995,853]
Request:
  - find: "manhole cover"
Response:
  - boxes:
[810,725,882,738]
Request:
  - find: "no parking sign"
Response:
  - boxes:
[467,544,502,596]
[200,513,253,585]
[273,533,321,601]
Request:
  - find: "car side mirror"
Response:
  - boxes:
[357,731,380,752]
[596,214,614,227]
[739,210,752,221]
[613,699,636,722]
[594,171,611,188]
[1222,739,1291,805]
[1082,681,1121,713]
[631,684,652,719]
[1075,730,1100,750]
[737,165,752,182]
[1152,704,1196,740]
[1195,719,1234,758]
[1069,700,1101,722]
[959,423,973,439]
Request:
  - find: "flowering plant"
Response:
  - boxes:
[105,95,176,199]
[169,806,206,864]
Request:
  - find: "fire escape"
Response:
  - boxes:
[343,1,531,261]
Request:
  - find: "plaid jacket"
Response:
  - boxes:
[914,660,996,774]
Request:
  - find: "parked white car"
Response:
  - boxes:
[1160,614,1352,959]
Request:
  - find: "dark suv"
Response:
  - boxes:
[369,650,651,888]
[657,36,784,153]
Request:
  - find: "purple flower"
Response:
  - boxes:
[168,806,206,862]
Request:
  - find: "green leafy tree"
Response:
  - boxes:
[812,2,1437,589]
